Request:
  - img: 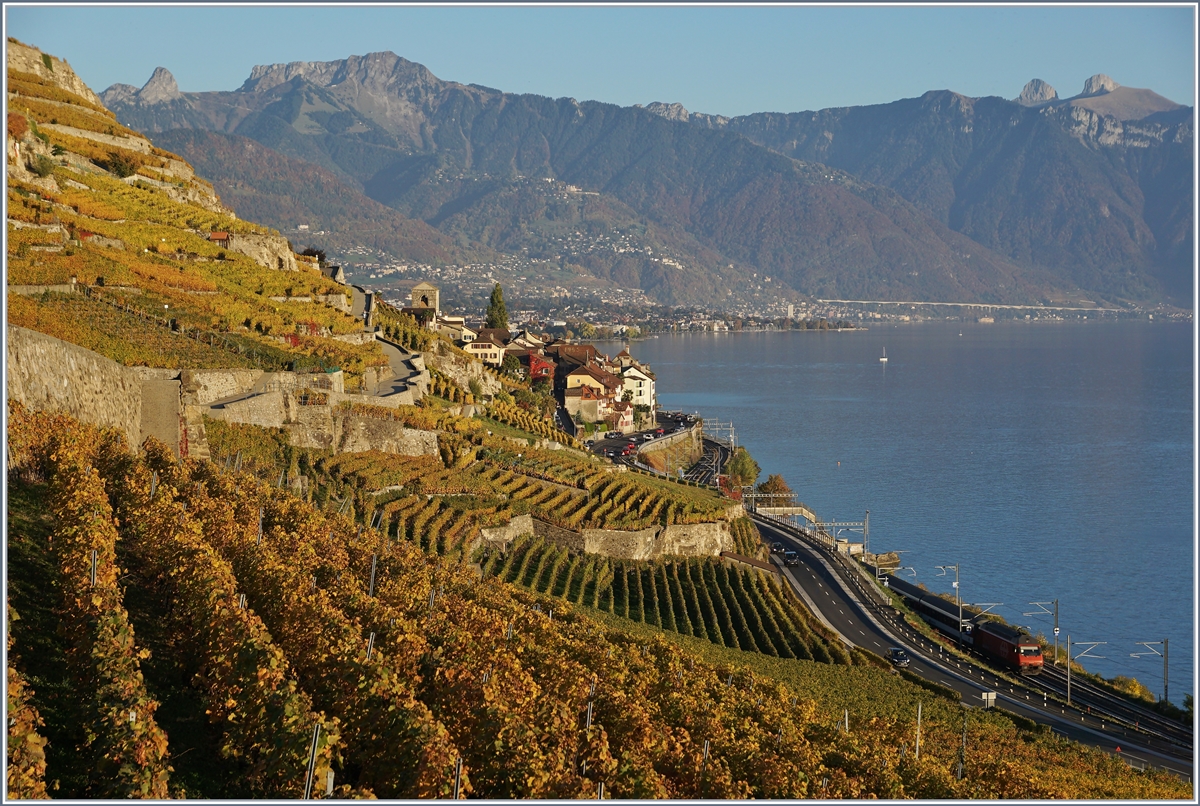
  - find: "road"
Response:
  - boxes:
[753,515,1194,779]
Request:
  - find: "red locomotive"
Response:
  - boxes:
[973,620,1044,675]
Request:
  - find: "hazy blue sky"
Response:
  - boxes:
[6,5,1195,116]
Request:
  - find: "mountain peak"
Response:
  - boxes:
[239,50,439,95]
[1016,79,1058,106]
[138,66,181,104]
[1081,74,1119,97]
[644,102,691,122]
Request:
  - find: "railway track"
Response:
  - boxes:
[1030,664,1193,749]
[753,511,1194,759]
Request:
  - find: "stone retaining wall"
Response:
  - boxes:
[6,325,178,452]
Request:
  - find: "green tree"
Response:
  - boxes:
[502,353,521,376]
[486,283,508,329]
[724,446,760,487]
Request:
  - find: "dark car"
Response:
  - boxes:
[782,550,800,566]
[770,541,784,553]
[888,648,911,668]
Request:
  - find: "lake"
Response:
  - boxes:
[599,322,1194,703]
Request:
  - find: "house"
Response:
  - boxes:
[435,315,476,343]
[621,365,656,409]
[208,231,230,248]
[400,307,435,328]
[509,329,546,351]
[605,400,635,434]
[564,384,611,424]
[410,281,440,315]
[464,332,506,366]
[566,364,624,398]
[475,327,511,347]
[511,350,555,383]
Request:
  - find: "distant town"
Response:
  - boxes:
[331,251,1189,336]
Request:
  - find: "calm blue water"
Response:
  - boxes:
[600,323,1195,702]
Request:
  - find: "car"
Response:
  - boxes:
[782,550,800,566]
[888,648,911,668]
[654,427,665,435]
[604,449,617,458]
[584,439,595,448]
[770,541,784,554]
[621,445,635,456]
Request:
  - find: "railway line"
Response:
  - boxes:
[751,511,1194,778]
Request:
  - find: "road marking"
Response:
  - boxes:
[858,630,865,636]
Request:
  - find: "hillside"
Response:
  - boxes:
[8,403,1191,800]
[101,52,1090,307]
[149,129,483,267]
[6,38,388,387]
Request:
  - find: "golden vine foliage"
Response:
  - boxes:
[5,408,1192,800]
[44,427,172,798]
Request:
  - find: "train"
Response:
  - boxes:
[885,575,1044,675]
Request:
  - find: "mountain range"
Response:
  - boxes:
[102,54,1194,308]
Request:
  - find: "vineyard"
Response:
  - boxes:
[7,60,389,387]
[6,404,1190,800]
[479,533,854,665]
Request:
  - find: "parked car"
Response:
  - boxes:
[888,648,911,668]
[782,550,800,566]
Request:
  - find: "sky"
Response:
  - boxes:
[4,4,1196,117]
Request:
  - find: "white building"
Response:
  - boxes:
[621,366,656,409]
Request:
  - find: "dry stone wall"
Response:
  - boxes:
[6,325,178,452]
[477,514,535,553]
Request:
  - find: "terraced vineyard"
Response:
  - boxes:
[7,52,387,387]
[481,532,854,665]
[7,403,1189,799]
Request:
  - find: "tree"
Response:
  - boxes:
[756,474,793,499]
[502,353,521,376]
[487,283,508,329]
[724,447,760,487]
[301,247,327,267]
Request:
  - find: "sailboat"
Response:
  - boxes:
[879,347,888,363]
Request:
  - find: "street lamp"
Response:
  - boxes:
[935,564,962,644]
[1130,640,1168,705]
[1025,600,1059,666]
[1065,636,1106,706]
[898,566,917,582]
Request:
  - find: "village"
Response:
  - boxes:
[396,281,657,437]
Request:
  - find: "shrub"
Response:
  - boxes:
[94,150,140,178]
[7,112,28,139]
[41,52,52,72]
[28,155,54,178]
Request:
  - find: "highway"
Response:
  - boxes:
[752,514,1195,780]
